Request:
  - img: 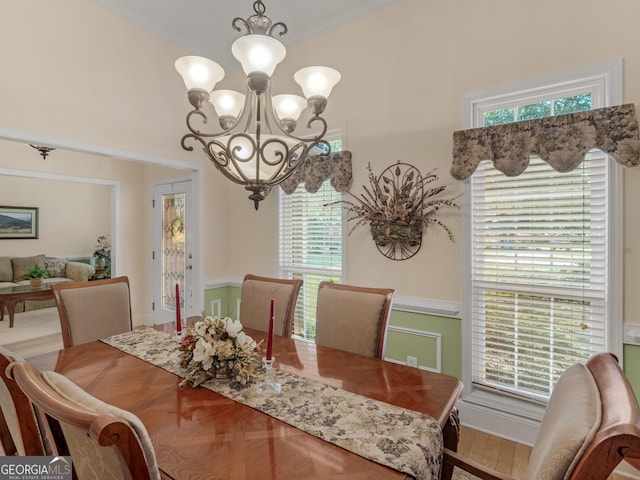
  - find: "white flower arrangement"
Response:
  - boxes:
[178,316,262,387]
[93,235,111,260]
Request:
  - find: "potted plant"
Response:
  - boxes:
[93,235,111,268]
[21,264,51,288]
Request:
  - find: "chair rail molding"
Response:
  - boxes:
[392,295,461,318]
[205,278,461,319]
[205,276,244,290]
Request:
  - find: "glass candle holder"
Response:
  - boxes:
[256,357,281,395]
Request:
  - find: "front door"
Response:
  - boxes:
[152,179,199,325]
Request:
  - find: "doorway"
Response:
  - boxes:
[152,179,202,325]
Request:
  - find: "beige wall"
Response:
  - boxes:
[2,0,640,325]
[226,0,640,324]
[0,173,110,259]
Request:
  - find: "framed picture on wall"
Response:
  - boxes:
[0,206,39,239]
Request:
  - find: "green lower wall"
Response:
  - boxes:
[203,286,240,318]
[624,344,640,398]
[204,286,639,397]
[385,310,462,378]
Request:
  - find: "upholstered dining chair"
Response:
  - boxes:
[315,281,395,358]
[7,361,161,480]
[0,346,46,456]
[238,274,302,336]
[51,276,132,348]
[443,353,640,480]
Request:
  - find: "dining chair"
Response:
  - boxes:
[443,353,640,480]
[238,274,302,336]
[7,361,161,480]
[51,276,133,347]
[315,281,395,358]
[0,345,46,456]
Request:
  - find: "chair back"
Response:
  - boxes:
[51,276,132,347]
[315,281,395,358]
[0,346,45,456]
[7,362,160,480]
[529,352,640,480]
[239,274,302,336]
[442,353,640,480]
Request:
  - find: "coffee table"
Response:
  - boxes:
[0,284,54,328]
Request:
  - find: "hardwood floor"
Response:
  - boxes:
[458,426,634,479]
[457,426,531,479]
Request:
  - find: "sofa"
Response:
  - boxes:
[0,254,95,313]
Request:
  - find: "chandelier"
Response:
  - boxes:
[175,0,341,209]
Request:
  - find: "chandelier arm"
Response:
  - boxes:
[305,116,328,139]
[185,109,243,141]
[180,133,197,152]
[263,142,312,187]
[267,22,287,38]
[270,116,328,144]
[260,137,287,168]
[184,109,208,133]
[239,91,255,135]
[204,139,255,186]
[232,17,251,35]
[227,133,258,178]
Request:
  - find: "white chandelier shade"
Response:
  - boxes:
[210,90,245,118]
[174,0,341,209]
[272,94,307,122]
[174,56,225,92]
[231,34,286,77]
[294,66,342,99]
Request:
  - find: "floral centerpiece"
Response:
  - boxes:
[178,316,262,387]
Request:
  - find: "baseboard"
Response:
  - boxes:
[457,398,539,446]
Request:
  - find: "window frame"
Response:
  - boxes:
[459,60,624,436]
[276,132,347,340]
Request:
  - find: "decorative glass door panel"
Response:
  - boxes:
[162,192,185,314]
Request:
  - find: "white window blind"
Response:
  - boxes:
[470,154,608,401]
[278,149,344,340]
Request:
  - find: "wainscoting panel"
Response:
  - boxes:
[209,299,222,318]
[384,326,442,372]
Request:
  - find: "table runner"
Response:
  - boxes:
[102,327,442,480]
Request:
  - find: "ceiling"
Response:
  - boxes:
[90,0,400,69]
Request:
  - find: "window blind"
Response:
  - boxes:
[278,181,343,340]
[470,154,608,401]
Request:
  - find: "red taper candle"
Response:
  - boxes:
[176,283,182,333]
[266,298,275,360]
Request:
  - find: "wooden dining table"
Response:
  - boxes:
[29,326,463,480]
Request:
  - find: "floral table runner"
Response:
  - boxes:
[101,327,442,480]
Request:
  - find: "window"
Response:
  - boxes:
[278,139,345,340]
[463,62,622,407]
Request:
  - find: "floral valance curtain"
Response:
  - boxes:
[450,103,640,181]
[279,150,353,194]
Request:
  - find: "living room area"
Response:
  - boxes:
[0,169,110,357]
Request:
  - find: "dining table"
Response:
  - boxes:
[29,325,463,480]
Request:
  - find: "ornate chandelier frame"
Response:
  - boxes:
[176,0,341,209]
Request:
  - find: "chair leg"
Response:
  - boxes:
[441,407,460,480]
